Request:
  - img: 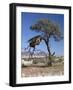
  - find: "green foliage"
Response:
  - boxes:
[30,19,63,41]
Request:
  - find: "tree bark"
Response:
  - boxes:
[43,38,52,66]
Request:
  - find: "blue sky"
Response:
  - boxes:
[21,12,64,56]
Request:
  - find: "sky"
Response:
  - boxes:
[21,12,64,56]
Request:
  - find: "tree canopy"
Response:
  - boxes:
[30,19,63,41]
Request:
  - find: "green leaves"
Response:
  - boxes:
[30,19,63,41]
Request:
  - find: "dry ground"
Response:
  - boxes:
[21,63,64,77]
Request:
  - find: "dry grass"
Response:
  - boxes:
[21,63,64,77]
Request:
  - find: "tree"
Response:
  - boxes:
[30,19,63,66]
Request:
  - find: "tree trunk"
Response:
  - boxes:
[46,42,52,66]
[42,37,52,66]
